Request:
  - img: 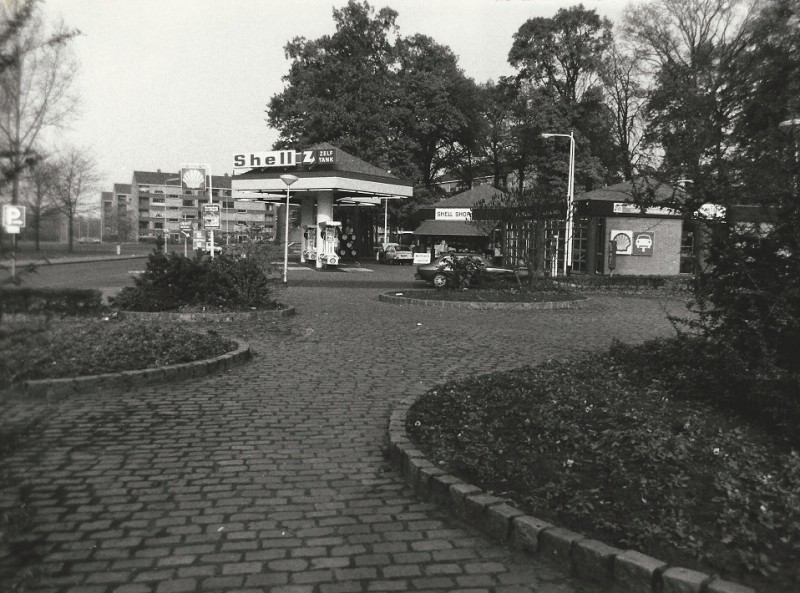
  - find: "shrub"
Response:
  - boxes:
[438,255,487,290]
[111,251,279,312]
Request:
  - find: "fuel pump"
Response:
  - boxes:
[303,225,317,261]
[318,220,341,267]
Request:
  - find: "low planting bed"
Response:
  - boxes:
[396,288,582,303]
[0,317,237,390]
[406,336,800,593]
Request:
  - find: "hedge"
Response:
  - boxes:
[557,275,692,293]
[0,287,104,316]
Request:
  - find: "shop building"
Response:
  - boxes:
[412,184,503,258]
[413,179,693,276]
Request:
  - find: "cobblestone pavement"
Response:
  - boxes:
[0,264,690,592]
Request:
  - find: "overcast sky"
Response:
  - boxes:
[45,0,631,198]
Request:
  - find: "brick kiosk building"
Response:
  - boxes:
[573,180,685,276]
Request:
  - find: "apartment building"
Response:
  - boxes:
[130,170,275,244]
[100,183,135,242]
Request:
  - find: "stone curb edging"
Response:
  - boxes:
[119,307,295,322]
[387,394,757,593]
[11,340,251,398]
[378,293,588,310]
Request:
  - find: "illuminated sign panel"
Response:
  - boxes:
[613,202,676,216]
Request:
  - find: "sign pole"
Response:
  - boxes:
[208,166,214,259]
[11,233,15,279]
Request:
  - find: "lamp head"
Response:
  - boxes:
[280,174,298,187]
[540,133,555,138]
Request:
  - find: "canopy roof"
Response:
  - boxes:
[232,143,413,200]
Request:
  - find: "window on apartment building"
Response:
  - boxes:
[154,222,163,229]
[151,197,164,204]
[182,199,195,207]
[168,218,180,223]
[236,209,248,214]
[139,221,148,229]
[185,214,196,219]
[169,206,180,210]
[223,201,234,209]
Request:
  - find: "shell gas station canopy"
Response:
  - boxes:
[231,143,413,267]
[231,142,413,204]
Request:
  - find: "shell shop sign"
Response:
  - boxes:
[233,149,335,169]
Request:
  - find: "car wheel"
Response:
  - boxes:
[433,273,448,289]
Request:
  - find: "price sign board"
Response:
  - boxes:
[202,204,220,229]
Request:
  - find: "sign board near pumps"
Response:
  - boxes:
[232,149,336,169]
[203,204,220,229]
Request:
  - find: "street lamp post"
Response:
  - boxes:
[541,131,575,275]
[280,174,298,284]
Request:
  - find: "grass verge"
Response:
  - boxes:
[406,336,800,593]
[0,317,237,389]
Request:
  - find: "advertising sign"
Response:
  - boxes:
[232,149,336,169]
[435,208,472,221]
[413,252,432,265]
[203,204,220,229]
[193,230,205,250]
[181,167,207,193]
[610,230,633,255]
[632,232,654,256]
[2,204,25,233]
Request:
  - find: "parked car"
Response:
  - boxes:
[381,243,414,265]
[415,253,526,288]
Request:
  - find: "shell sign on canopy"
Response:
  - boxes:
[232,149,336,169]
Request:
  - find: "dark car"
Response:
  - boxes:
[415,253,525,288]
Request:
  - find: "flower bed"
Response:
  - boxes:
[407,337,800,593]
[0,318,237,389]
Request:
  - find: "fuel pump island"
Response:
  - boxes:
[232,143,413,268]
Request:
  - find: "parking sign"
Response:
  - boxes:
[2,204,26,233]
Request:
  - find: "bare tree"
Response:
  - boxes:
[599,40,649,180]
[0,0,78,205]
[22,157,58,250]
[50,147,99,252]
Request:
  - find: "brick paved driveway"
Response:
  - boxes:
[0,263,689,592]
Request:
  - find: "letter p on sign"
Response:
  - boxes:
[2,204,26,233]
